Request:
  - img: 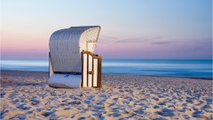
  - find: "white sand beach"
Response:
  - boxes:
[0,70,212,120]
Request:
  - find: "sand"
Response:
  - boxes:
[0,70,212,120]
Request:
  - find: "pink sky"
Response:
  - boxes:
[1,0,212,59]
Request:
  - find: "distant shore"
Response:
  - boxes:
[0,70,212,119]
[1,59,212,79]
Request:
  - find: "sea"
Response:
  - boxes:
[1,59,212,79]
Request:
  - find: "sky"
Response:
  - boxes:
[1,0,212,59]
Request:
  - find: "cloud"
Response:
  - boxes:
[98,35,174,44]
[98,35,119,44]
[115,38,146,43]
[115,36,163,43]
[152,37,212,45]
[198,38,212,45]
[152,41,174,45]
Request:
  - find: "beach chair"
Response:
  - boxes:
[48,26,102,88]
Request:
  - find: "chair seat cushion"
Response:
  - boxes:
[48,74,81,88]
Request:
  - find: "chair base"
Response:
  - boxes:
[48,74,81,88]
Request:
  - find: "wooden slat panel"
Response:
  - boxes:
[87,54,89,86]
[83,54,88,87]
[81,51,102,88]
[88,55,93,87]
[97,56,102,88]
[93,59,98,87]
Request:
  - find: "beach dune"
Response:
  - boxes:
[0,70,212,120]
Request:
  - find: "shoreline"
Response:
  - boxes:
[1,70,212,119]
[1,70,212,80]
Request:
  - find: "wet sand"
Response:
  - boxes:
[0,70,212,120]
